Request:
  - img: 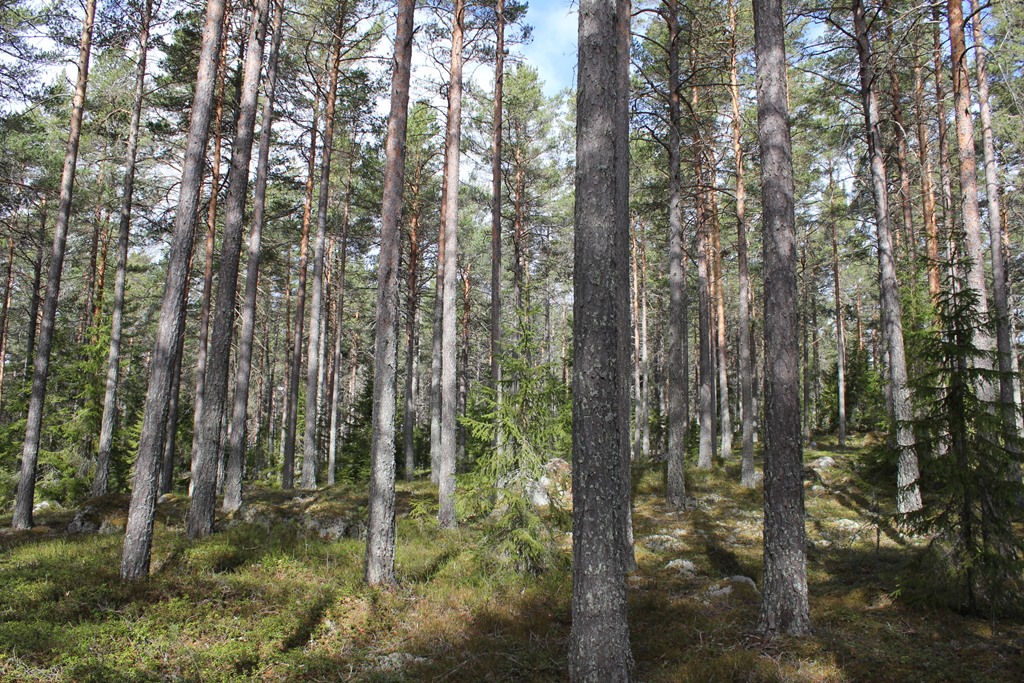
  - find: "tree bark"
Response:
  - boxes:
[121,0,227,579]
[696,149,715,470]
[93,0,154,497]
[852,0,921,514]
[283,103,319,489]
[913,51,940,302]
[223,0,284,513]
[0,238,13,411]
[568,0,634,677]
[490,0,504,409]
[730,0,756,486]
[185,0,270,538]
[829,169,847,448]
[328,156,353,486]
[664,0,688,507]
[13,0,97,529]
[969,0,1015,424]
[946,0,995,401]
[437,0,466,529]
[301,21,345,490]
[365,0,415,586]
[25,202,45,378]
[753,0,812,636]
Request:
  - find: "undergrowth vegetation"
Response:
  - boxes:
[1,438,1022,682]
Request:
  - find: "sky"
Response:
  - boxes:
[519,0,578,97]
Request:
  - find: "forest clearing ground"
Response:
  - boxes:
[0,437,1022,681]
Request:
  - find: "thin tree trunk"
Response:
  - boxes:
[328,156,353,486]
[160,323,186,496]
[730,0,756,486]
[639,224,650,461]
[852,0,921,513]
[223,0,284,512]
[402,180,420,481]
[753,0,811,635]
[186,0,271,538]
[25,201,45,377]
[94,0,153,496]
[283,102,319,489]
[631,220,642,460]
[829,169,847,448]
[490,0,504,413]
[933,5,955,251]
[365,0,415,586]
[13,0,97,529]
[429,223,443,485]
[696,149,715,470]
[301,22,344,490]
[121,0,227,579]
[913,52,940,302]
[0,237,13,411]
[665,0,688,507]
[437,0,466,529]
[568,0,634,675]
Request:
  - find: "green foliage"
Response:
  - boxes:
[906,256,1024,616]
[459,320,570,573]
[820,342,887,435]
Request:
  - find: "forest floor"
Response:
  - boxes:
[1,435,1022,682]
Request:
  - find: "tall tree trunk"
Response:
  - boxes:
[852,0,921,514]
[301,22,344,490]
[223,0,284,512]
[160,323,186,496]
[437,0,466,530]
[913,52,940,301]
[328,156,353,486]
[829,169,847,448]
[189,0,233,480]
[711,172,731,458]
[402,175,420,481]
[933,6,955,252]
[283,103,319,489]
[121,0,227,579]
[969,0,1015,424]
[753,0,811,636]
[93,0,154,496]
[568,0,634,676]
[664,0,688,507]
[730,0,756,486]
[80,161,106,342]
[490,0,504,414]
[186,0,271,539]
[695,149,715,470]
[365,0,415,586]
[429,223,443,485]
[639,224,650,461]
[12,0,97,529]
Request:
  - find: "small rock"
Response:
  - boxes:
[33,500,55,514]
[66,507,99,534]
[664,558,696,574]
[727,575,758,592]
[158,493,175,504]
[643,534,685,552]
[377,652,428,672]
[706,583,733,598]
[99,519,124,535]
[810,456,836,470]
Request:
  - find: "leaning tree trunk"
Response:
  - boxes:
[570,0,635,677]
[12,0,97,530]
[437,0,466,530]
[852,0,921,514]
[186,0,271,538]
[729,0,756,486]
[93,0,153,497]
[664,0,688,507]
[753,0,811,637]
[223,0,285,513]
[365,0,415,587]
[121,0,227,579]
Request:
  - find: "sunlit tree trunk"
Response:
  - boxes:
[121,0,228,578]
[0,238,13,411]
[365,0,415,586]
[301,22,344,490]
[754,0,811,636]
[437,0,466,529]
[852,0,921,514]
[490,0,504,425]
[223,0,284,512]
[328,157,353,486]
[94,0,154,496]
[695,149,715,470]
[828,169,847,448]
[13,0,97,529]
